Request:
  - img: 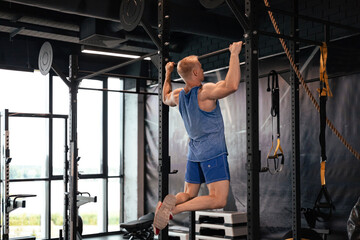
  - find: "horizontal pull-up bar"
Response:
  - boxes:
[199,42,246,60]
[79,87,158,96]
[198,47,230,60]
[78,51,158,81]
[174,42,245,66]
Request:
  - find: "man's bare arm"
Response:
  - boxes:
[200,41,242,100]
[163,62,181,106]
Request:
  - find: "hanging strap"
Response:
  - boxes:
[266,138,284,174]
[317,43,333,98]
[313,42,334,224]
[264,70,284,174]
[267,70,279,117]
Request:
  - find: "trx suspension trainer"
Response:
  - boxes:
[303,43,335,228]
[262,70,284,174]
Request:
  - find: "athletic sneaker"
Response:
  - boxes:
[153,194,176,232]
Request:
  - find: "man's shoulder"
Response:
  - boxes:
[174,88,184,93]
[202,82,216,88]
[198,83,216,98]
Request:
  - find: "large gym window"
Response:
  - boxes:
[108,178,121,232]
[9,117,48,179]
[52,117,67,176]
[108,77,123,177]
[0,69,125,239]
[52,75,69,115]
[0,69,48,113]
[78,178,105,234]
[107,77,124,232]
[9,181,48,239]
[50,180,65,238]
[78,80,103,175]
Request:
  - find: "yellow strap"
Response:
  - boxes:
[321,161,326,186]
[273,138,284,156]
[319,42,328,186]
[317,42,333,97]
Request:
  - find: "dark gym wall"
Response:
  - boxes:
[163,0,360,76]
[144,37,360,238]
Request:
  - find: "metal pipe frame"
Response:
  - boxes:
[8,113,68,118]
[225,0,250,31]
[119,79,125,224]
[102,79,109,232]
[63,117,69,240]
[244,0,261,238]
[140,19,161,50]
[158,0,171,239]
[47,72,53,239]
[68,54,80,240]
[290,0,301,238]
[1,109,10,240]
[52,62,70,87]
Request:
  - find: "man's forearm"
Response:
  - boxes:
[162,72,172,103]
[225,53,240,89]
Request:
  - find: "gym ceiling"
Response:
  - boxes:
[0,0,294,77]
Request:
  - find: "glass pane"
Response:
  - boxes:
[108,78,122,176]
[78,80,102,174]
[107,77,122,91]
[9,181,47,239]
[53,76,69,115]
[51,181,64,238]
[0,69,48,113]
[53,118,67,176]
[79,79,103,88]
[9,117,48,179]
[78,178,105,234]
[108,178,121,232]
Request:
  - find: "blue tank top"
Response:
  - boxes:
[178,86,228,162]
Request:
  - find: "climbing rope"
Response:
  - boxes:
[263,0,360,160]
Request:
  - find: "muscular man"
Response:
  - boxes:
[153,41,243,233]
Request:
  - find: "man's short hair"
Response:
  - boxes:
[177,55,198,80]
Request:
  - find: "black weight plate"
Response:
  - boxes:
[38,41,53,75]
[120,0,145,31]
[199,0,225,9]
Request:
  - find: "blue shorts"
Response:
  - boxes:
[185,154,230,184]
